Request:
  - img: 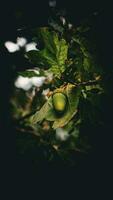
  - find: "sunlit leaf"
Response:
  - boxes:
[30,97,53,123]
[18,70,40,78]
[26,28,68,78]
[52,84,81,129]
[31,84,81,129]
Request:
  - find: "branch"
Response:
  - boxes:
[67,77,102,87]
[15,77,101,123]
[16,111,37,123]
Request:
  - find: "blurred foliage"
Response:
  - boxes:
[10,8,113,166]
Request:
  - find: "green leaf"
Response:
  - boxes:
[83,57,91,71]
[52,84,81,129]
[26,49,54,67]
[85,84,103,92]
[48,64,65,79]
[39,28,58,54]
[18,70,40,78]
[30,84,81,129]
[30,97,53,123]
[26,50,43,66]
[56,39,68,65]
[71,35,100,75]
[76,25,90,33]
[26,28,68,78]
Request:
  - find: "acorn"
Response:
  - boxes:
[52,92,67,114]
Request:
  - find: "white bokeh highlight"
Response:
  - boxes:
[49,0,56,7]
[60,16,66,25]
[16,37,27,47]
[14,75,46,91]
[56,128,69,141]
[5,38,38,53]
[30,77,46,87]
[15,76,32,91]
[42,88,50,99]
[25,42,38,52]
[4,41,19,53]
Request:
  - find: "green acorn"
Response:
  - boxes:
[52,92,67,114]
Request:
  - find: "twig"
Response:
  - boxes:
[67,77,102,87]
[15,111,37,123]
[15,126,36,134]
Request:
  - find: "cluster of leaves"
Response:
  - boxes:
[12,14,105,165]
[31,83,81,129]
[27,28,68,78]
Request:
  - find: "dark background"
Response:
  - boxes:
[1,0,113,195]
